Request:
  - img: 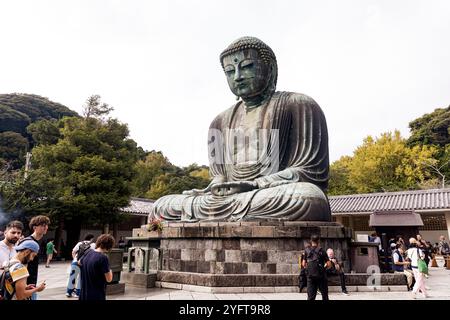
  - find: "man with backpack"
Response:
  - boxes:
[301,235,331,300]
[66,234,95,298]
[0,240,46,300]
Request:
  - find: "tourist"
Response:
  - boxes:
[326,248,349,295]
[406,238,428,299]
[438,235,450,268]
[16,215,50,300]
[66,234,95,298]
[370,233,382,251]
[301,235,330,300]
[391,244,414,291]
[45,238,57,268]
[117,236,125,250]
[416,234,431,266]
[395,235,407,252]
[79,234,114,300]
[0,220,23,270]
[0,240,46,300]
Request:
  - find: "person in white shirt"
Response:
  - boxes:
[0,221,24,270]
[65,234,96,298]
[406,237,428,299]
[370,233,382,251]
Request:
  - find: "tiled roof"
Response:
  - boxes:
[330,188,450,214]
[120,197,154,216]
[369,211,424,226]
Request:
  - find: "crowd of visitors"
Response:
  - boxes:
[2,215,449,301]
[0,216,114,300]
[299,232,448,300]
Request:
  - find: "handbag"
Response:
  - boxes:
[417,248,428,274]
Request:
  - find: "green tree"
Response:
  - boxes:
[407,105,450,148]
[346,131,437,193]
[82,94,114,120]
[328,156,355,196]
[130,151,174,197]
[1,96,139,252]
[407,106,450,187]
[0,131,29,169]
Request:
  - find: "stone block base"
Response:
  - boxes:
[148,221,353,274]
[154,281,408,293]
[121,271,157,288]
[156,270,406,288]
[106,283,125,295]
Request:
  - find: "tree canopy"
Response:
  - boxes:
[1,95,139,247]
[130,151,210,199]
[328,131,438,195]
[0,93,78,169]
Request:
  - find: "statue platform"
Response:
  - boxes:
[124,221,373,290]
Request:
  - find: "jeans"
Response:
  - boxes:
[31,292,37,300]
[307,276,329,300]
[66,261,81,296]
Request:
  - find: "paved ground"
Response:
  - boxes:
[37,258,450,300]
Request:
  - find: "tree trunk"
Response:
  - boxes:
[66,217,82,259]
[54,216,64,259]
[113,223,118,241]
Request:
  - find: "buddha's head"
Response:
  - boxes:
[220,37,277,104]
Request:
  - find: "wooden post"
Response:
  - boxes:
[113,223,118,241]
[348,216,355,240]
[445,212,450,242]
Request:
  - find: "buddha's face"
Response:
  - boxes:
[222,49,270,99]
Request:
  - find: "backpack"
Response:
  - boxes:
[0,261,20,300]
[305,247,325,279]
[76,241,92,262]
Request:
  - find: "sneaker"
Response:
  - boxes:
[65,293,73,298]
[45,265,50,268]
[342,290,349,296]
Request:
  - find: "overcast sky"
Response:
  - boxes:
[1,0,449,167]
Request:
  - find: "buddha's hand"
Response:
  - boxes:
[182,185,211,196]
[183,176,226,196]
[211,181,258,196]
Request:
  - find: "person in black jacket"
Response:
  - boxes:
[301,235,331,300]
[16,215,50,300]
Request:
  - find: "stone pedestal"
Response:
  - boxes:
[105,248,125,294]
[349,242,380,273]
[106,283,126,295]
[121,271,157,288]
[130,221,353,289]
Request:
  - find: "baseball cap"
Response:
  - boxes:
[15,239,40,253]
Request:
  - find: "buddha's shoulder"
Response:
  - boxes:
[275,91,321,109]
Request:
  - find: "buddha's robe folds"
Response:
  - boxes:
[150,91,331,222]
